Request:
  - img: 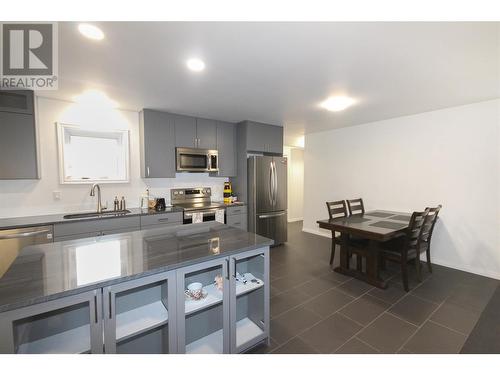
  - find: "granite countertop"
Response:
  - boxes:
[0,206,185,231]
[0,222,272,313]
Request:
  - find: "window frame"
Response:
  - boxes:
[56,122,130,184]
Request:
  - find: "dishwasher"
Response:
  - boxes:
[0,226,53,279]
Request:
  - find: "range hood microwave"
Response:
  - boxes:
[176,147,219,173]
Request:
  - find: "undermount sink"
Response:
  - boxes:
[63,210,131,220]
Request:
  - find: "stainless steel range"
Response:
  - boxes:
[171,187,226,224]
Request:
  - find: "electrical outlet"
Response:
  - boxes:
[53,191,61,200]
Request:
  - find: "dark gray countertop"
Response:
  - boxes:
[0,206,185,231]
[0,222,272,313]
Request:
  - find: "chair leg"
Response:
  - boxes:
[329,234,336,266]
[400,258,409,292]
[426,248,433,273]
[415,255,422,282]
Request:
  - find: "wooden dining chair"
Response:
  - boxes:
[420,205,442,273]
[380,210,429,291]
[347,198,365,216]
[326,200,349,265]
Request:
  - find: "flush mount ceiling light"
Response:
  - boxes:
[320,96,356,112]
[186,58,205,72]
[78,23,105,40]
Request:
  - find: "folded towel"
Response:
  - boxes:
[192,212,203,224]
[215,209,225,224]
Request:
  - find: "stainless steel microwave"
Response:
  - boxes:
[176,147,219,172]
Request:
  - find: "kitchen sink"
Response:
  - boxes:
[63,210,131,219]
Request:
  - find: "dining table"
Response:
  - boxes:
[317,210,412,289]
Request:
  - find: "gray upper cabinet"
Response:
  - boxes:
[267,124,284,154]
[0,90,34,114]
[0,90,39,179]
[214,121,236,177]
[174,115,197,148]
[244,121,283,154]
[174,115,217,150]
[139,109,176,178]
[196,118,217,150]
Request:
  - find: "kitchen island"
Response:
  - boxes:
[0,222,272,354]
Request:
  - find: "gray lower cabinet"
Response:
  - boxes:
[214,121,236,177]
[226,205,248,231]
[0,289,103,354]
[177,257,231,353]
[53,216,140,242]
[0,247,270,354]
[140,212,183,230]
[229,247,269,353]
[140,109,176,178]
[103,271,177,354]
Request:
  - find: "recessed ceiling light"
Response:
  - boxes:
[78,24,104,41]
[320,96,356,112]
[186,58,205,72]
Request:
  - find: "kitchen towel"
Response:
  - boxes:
[215,209,225,224]
[192,212,203,224]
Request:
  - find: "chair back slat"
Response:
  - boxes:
[406,210,428,251]
[347,198,365,216]
[421,205,442,242]
[326,200,348,220]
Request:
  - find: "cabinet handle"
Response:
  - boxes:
[233,222,241,225]
[108,292,112,319]
[147,166,150,177]
[94,295,98,323]
[225,259,229,280]
[158,218,169,222]
[232,258,237,278]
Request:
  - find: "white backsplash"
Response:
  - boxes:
[0,97,229,218]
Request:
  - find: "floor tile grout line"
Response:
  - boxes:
[427,319,468,337]
[347,284,422,353]
[270,273,355,320]
[384,311,420,328]
[269,281,373,353]
[394,298,445,353]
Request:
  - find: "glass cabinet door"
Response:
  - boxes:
[0,290,102,354]
[177,258,230,354]
[103,271,176,354]
[229,247,270,353]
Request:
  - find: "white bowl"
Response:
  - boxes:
[187,282,203,292]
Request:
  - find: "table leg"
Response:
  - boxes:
[335,233,349,274]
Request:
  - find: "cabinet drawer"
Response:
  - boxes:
[226,215,247,230]
[226,205,247,216]
[140,212,183,228]
[141,222,182,230]
[54,216,140,237]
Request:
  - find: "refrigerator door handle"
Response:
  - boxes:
[273,160,278,206]
[258,212,286,219]
[268,161,274,206]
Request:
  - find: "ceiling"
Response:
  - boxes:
[42,22,500,146]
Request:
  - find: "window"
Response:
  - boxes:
[57,123,129,183]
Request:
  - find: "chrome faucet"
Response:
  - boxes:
[90,184,106,213]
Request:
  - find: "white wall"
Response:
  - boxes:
[284,146,304,222]
[0,96,227,218]
[303,99,500,279]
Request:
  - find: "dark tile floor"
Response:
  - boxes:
[249,221,499,354]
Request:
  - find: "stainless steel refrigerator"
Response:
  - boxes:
[248,155,287,245]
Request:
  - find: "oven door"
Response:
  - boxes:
[183,209,224,224]
[176,148,209,172]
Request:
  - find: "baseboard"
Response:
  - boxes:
[430,257,500,281]
[288,217,304,223]
[302,227,330,238]
[301,227,500,281]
